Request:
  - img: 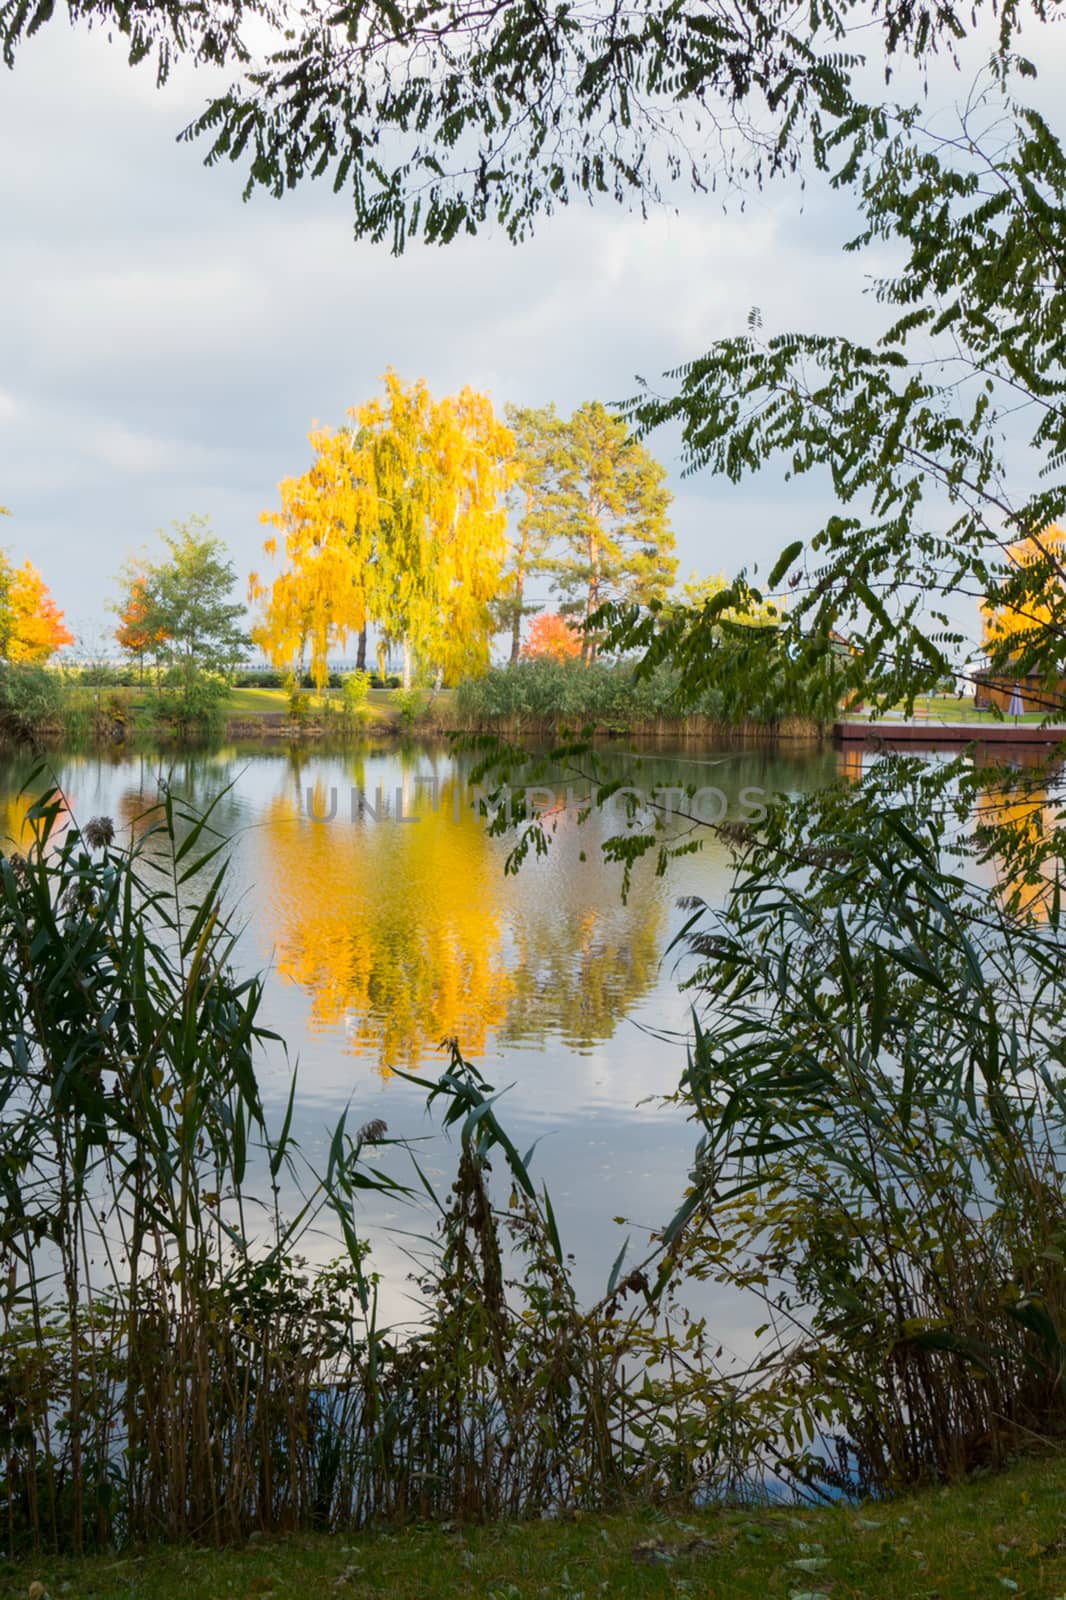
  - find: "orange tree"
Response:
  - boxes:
[0,555,73,662]
[520,611,581,663]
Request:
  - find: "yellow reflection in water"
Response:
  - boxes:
[258,763,667,1074]
[259,771,514,1073]
[977,755,1061,923]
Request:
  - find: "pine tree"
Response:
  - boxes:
[497,404,563,662]
[544,402,676,660]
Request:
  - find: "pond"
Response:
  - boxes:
[1,737,867,1328]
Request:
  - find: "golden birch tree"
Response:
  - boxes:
[981,524,1066,662]
[349,371,514,687]
[254,373,514,690]
[252,424,374,688]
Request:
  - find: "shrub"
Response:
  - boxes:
[395,687,428,727]
[234,667,285,689]
[454,646,830,730]
[341,669,371,709]
[664,756,1066,1494]
[0,662,65,738]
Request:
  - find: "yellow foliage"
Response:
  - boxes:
[3,559,74,661]
[255,760,665,1073]
[981,524,1066,650]
[258,769,514,1071]
[682,571,785,626]
[254,371,515,687]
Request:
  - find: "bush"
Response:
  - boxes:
[395,687,428,727]
[234,667,285,688]
[141,668,229,739]
[454,658,682,728]
[234,669,348,689]
[453,651,820,729]
[663,756,1066,1494]
[287,685,312,724]
[0,662,65,738]
[341,669,371,709]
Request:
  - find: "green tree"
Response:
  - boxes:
[496,404,563,664]
[116,518,247,719]
[545,402,676,660]
[622,90,1066,717]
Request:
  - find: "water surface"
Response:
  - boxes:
[3,739,846,1328]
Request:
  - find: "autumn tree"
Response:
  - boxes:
[521,612,581,663]
[255,372,514,690]
[682,571,784,627]
[114,566,169,681]
[981,525,1066,660]
[253,423,375,688]
[0,555,73,662]
[352,373,515,687]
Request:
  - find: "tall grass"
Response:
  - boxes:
[7,752,1066,1555]
[452,658,809,733]
[0,779,738,1553]
[656,753,1066,1494]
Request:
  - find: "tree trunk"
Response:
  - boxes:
[402,636,412,691]
[356,625,367,672]
[509,572,525,663]
[583,526,599,664]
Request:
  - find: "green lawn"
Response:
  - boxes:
[9,1452,1066,1599]
[66,685,457,726]
[223,686,290,717]
[867,694,1057,725]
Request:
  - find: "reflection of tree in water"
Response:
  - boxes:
[977,753,1064,924]
[259,774,515,1074]
[257,761,675,1072]
[502,895,663,1050]
[0,788,62,849]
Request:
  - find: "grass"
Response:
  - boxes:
[10,1453,1066,1599]
[66,685,456,726]
[223,686,290,716]
[865,694,1058,725]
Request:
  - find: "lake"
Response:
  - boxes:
[0,737,869,1332]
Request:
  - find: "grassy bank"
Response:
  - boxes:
[10,1452,1066,1599]
[44,684,456,741]
[52,682,827,744]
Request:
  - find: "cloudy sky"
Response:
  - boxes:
[1,15,1059,656]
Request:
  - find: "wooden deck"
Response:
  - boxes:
[835,721,1066,747]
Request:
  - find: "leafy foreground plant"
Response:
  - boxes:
[644,753,1066,1496]
[463,730,1066,1498]
[0,777,775,1558]
[0,777,395,1553]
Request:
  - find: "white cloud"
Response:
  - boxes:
[3,12,1064,638]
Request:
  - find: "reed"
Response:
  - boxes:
[0,779,736,1553]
